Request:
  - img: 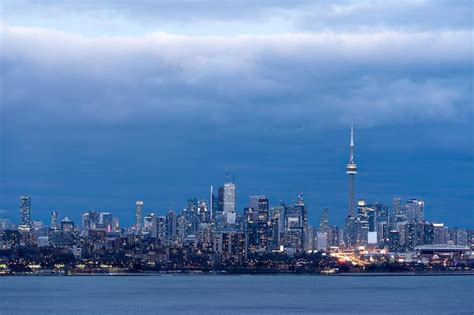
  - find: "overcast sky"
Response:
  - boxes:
[0,0,472,228]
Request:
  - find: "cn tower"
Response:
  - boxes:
[346,122,357,217]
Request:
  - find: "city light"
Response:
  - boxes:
[0,125,472,275]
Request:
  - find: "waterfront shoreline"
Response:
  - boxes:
[2,271,474,277]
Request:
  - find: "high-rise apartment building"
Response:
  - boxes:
[82,211,99,230]
[281,194,307,252]
[99,212,113,231]
[405,199,425,223]
[51,211,58,229]
[319,208,329,233]
[135,201,144,232]
[166,210,177,240]
[20,196,31,226]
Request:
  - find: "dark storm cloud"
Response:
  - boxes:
[2,28,471,129]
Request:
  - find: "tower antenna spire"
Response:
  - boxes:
[350,121,354,163]
[210,185,213,220]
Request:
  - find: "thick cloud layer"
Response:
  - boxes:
[2,0,472,35]
[0,1,472,227]
[3,27,471,127]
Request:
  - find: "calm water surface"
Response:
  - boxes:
[0,275,472,314]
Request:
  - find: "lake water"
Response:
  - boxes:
[0,275,472,314]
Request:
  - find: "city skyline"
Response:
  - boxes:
[1,1,472,229]
[2,124,472,230]
[1,138,470,276]
[0,2,472,313]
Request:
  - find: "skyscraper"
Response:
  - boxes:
[99,212,113,231]
[319,208,329,233]
[217,186,224,216]
[346,123,358,217]
[198,200,209,223]
[51,211,58,229]
[166,210,177,240]
[390,197,402,229]
[143,213,157,237]
[255,197,270,252]
[223,182,236,224]
[405,199,425,223]
[281,194,307,252]
[61,217,75,232]
[244,207,257,252]
[249,195,266,212]
[82,211,99,230]
[20,196,31,226]
[209,186,214,220]
[135,200,144,232]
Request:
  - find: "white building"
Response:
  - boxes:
[223,182,236,224]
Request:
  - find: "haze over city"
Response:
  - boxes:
[1,0,472,228]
